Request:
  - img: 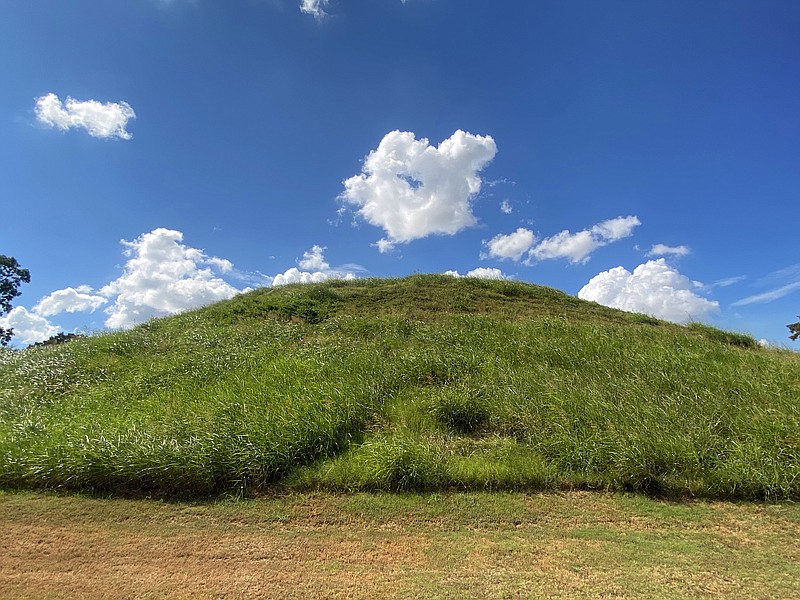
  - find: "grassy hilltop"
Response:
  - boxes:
[1,275,798,500]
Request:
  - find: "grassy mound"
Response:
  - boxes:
[1,275,798,499]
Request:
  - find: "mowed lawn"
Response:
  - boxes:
[1,490,798,599]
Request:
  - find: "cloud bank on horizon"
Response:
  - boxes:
[578,259,720,323]
[0,228,358,344]
[444,267,506,280]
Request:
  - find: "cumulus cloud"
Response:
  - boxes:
[528,216,640,264]
[35,93,136,140]
[341,130,497,250]
[500,200,513,214]
[33,287,107,317]
[646,244,690,257]
[484,228,535,261]
[99,228,240,329]
[0,307,60,345]
[444,267,507,280]
[578,259,719,323]
[273,244,357,286]
[272,268,329,287]
[8,234,358,342]
[298,245,330,271]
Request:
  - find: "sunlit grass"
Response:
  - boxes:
[1,276,798,499]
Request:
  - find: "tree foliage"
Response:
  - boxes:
[789,318,800,342]
[0,255,31,346]
[29,332,85,348]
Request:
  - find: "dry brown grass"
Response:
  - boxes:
[1,491,798,599]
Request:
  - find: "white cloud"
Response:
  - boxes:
[466,267,506,280]
[298,245,329,271]
[35,93,136,140]
[732,264,800,306]
[578,259,719,323]
[590,216,641,242]
[33,287,107,317]
[646,244,690,257]
[204,257,233,273]
[273,245,357,286]
[272,268,329,286]
[711,275,746,288]
[99,228,240,329]
[0,307,60,345]
[300,0,413,20]
[500,200,513,214]
[732,280,800,307]
[529,229,599,264]
[13,235,357,337]
[341,130,497,249]
[528,216,640,264]
[374,239,396,254]
[484,228,535,261]
[444,267,507,280]
[300,0,329,19]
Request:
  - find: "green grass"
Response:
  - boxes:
[1,275,798,499]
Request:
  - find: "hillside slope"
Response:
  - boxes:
[1,275,798,499]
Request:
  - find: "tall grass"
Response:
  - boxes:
[1,276,798,499]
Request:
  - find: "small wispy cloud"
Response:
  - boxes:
[646,243,690,258]
[732,280,800,307]
[300,0,413,20]
[732,264,800,306]
[300,0,330,20]
[710,275,746,288]
[484,178,516,188]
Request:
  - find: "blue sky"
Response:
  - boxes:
[1,0,799,347]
